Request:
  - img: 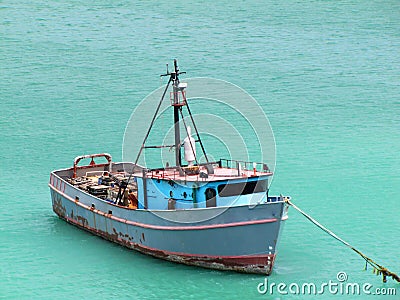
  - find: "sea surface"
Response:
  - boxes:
[0,1,399,299]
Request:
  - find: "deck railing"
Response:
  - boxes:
[219,159,270,173]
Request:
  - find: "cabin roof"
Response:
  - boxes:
[132,166,272,182]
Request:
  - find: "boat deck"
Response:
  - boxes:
[66,170,138,208]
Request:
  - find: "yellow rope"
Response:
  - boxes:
[285,199,399,283]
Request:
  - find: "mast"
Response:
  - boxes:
[172,59,182,167]
[133,59,209,170]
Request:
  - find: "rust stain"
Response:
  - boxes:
[130,242,274,274]
[53,196,66,217]
[76,215,88,227]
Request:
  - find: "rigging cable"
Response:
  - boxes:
[116,77,172,203]
[185,98,209,163]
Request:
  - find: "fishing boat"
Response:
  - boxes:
[49,60,290,274]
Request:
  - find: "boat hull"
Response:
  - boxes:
[49,173,288,274]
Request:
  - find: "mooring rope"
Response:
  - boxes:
[285,199,399,283]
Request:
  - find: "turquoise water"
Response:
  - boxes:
[1,1,399,299]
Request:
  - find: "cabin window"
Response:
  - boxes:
[218,180,268,197]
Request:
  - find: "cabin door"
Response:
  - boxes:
[205,188,216,207]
